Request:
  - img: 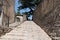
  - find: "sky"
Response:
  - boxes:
[15,0,32,20]
[15,0,30,14]
[15,0,19,13]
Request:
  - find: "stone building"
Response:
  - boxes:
[33,0,60,40]
[0,0,15,26]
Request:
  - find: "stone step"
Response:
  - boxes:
[0,38,24,40]
[0,35,26,39]
[52,37,60,40]
[9,22,20,29]
[55,21,60,24]
[54,24,60,26]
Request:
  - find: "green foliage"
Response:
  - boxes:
[0,0,2,5]
[18,0,41,20]
[18,0,40,11]
[16,11,21,16]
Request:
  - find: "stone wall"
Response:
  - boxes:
[33,0,60,40]
[8,0,15,23]
[3,0,15,24]
[33,0,54,27]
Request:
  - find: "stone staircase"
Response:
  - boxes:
[0,21,51,40]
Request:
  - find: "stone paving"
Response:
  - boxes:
[0,21,51,40]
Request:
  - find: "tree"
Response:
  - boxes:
[16,11,21,16]
[18,0,41,20]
